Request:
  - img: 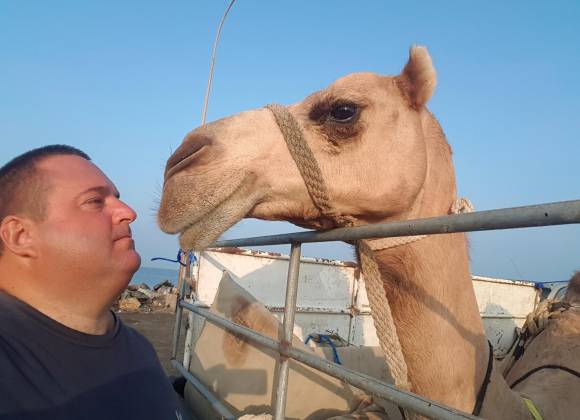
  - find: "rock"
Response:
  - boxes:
[139,283,151,290]
[119,297,141,312]
[151,294,178,312]
[137,287,156,299]
[120,289,132,300]
[157,285,176,295]
[153,280,174,291]
[116,282,179,312]
[128,289,151,303]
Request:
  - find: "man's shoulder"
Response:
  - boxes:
[117,316,157,350]
[0,290,26,316]
[0,291,36,337]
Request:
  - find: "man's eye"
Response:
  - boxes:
[85,198,105,206]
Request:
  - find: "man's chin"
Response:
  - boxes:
[117,251,141,283]
[126,251,142,275]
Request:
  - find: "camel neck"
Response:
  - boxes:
[373,232,489,412]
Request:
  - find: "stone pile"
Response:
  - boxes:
[115,280,179,313]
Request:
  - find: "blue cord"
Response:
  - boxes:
[534,280,568,289]
[305,334,341,365]
[151,250,197,267]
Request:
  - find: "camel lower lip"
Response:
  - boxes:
[163,175,260,251]
[178,222,202,249]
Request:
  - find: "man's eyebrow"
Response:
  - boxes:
[75,186,121,199]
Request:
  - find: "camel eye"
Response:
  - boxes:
[329,103,358,123]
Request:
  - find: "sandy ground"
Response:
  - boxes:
[119,312,187,377]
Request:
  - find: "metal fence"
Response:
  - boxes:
[170,199,580,420]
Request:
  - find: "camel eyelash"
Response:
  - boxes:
[309,99,363,122]
[308,101,333,122]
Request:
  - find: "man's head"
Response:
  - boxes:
[0,145,90,255]
[0,145,141,309]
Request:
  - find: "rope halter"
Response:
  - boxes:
[265,103,476,418]
[265,103,411,391]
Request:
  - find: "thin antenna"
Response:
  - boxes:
[509,257,524,279]
[201,0,237,126]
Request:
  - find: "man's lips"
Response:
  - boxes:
[113,230,133,241]
[114,234,136,251]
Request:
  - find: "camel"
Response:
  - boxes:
[158,46,580,418]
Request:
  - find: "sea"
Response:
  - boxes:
[130,265,180,288]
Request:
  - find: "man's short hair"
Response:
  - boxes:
[0,145,91,255]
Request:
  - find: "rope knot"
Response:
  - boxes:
[523,300,571,338]
[450,197,475,214]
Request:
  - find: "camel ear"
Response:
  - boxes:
[398,46,437,108]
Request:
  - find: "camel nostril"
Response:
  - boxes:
[165,134,213,180]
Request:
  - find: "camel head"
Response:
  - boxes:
[158,46,456,250]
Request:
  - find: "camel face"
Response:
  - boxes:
[158,47,440,250]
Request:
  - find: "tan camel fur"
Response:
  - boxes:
[158,47,580,418]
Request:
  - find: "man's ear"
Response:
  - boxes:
[0,216,38,258]
[397,45,437,108]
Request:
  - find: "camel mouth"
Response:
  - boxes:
[178,218,216,250]
[176,202,250,251]
[158,170,246,236]
[169,176,261,251]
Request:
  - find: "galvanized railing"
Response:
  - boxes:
[170,199,580,419]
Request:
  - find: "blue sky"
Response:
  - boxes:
[1,1,579,282]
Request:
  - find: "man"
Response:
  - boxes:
[0,145,187,419]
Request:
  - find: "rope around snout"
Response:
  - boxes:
[265,104,344,223]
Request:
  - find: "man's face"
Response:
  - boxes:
[33,155,141,290]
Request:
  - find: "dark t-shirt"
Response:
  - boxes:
[0,291,185,420]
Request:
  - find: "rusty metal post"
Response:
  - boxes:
[171,251,190,360]
[273,242,302,420]
[183,252,200,370]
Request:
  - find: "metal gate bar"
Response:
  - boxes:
[171,359,237,420]
[273,243,302,419]
[212,199,580,247]
[171,199,580,419]
[171,256,189,360]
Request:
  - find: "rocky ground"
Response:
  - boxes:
[115,281,179,313]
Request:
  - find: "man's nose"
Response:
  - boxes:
[113,198,137,224]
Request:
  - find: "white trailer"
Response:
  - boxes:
[192,247,539,358]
